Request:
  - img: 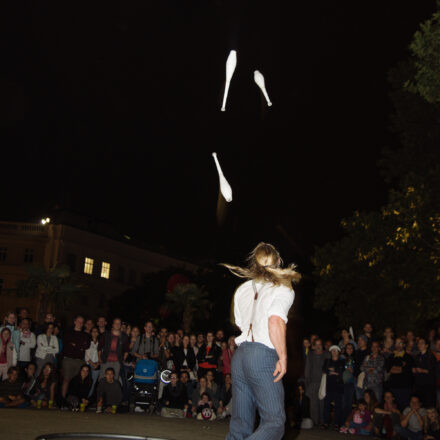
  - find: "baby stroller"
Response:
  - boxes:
[129,359,159,415]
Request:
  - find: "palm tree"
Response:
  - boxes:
[15,265,84,322]
[165,283,212,333]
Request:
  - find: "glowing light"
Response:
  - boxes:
[101,262,110,279]
[221,50,237,112]
[212,152,233,202]
[84,257,94,275]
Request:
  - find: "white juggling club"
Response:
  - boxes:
[254,70,272,107]
[221,50,237,112]
[212,152,233,202]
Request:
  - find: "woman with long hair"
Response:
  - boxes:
[363,389,379,414]
[222,242,300,440]
[35,323,59,375]
[30,362,57,408]
[222,337,236,377]
[0,328,14,380]
[66,364,93,411]
[85,326,100,397]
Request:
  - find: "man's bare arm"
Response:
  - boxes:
[268,315,287,383]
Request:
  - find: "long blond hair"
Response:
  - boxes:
[222,242,301,287]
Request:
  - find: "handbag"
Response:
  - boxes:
[318,373,326,400]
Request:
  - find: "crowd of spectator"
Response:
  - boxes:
[0,308,234,420]
[294,322,440,439]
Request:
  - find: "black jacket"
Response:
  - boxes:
[196,344,221,367]
[99,331,129,363]
[162,382,188,409]
[173,346,196,371]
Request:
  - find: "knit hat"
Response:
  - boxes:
[329,345,341,353]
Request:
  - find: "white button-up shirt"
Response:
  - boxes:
[234,280,294,350]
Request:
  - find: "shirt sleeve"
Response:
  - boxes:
[267,287,294,323]
[233,286,242,329]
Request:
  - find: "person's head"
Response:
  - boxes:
[166,333,175,345]
[223,242,301,287]
[206,332,214,344]
[53,325,61,337]
[159,327,168,338]
[84,319,94,332]
[44,313,55,323]
[406,331,415,342]
[329,345,341,359]
[227,336,236,349]
[357,398,367,412]
[314,338,323,353]
[417,337,428,353]
[20,318,30,331]
[73,315,84,330]
[363,323,373,335]
[345,343,355,356]
[409,395,421,410]
[182,335,190,347]
[25,362,36,378]
[105,368,115,382]
[205,370,214,383]
[79,364,91,380]
[189,334,196,346]
[112,318,122,332]
[428,329,436,341]
[170,372,178,386]
[221,341,227,351]
[435,338,440,352]
[384,391,395,405]
[18,307,30,319]
[41,362,54,379]
[341,329,350,340]
[224,373,232,385]
[121,322,128,333]
[7,366,19,382]
[1,327,11,341]
[144,321,154,334]
[4,311,16,326]
[384,337,394,349]
[303,338,311,348]
[371,341,380,355]
[324,340,332,351]
[426,408,439,424]
[384,327,394,338]
[357,336,367,350]
[310,334,319,345]
[180,372,189,384]
[363,389,378,408]
[174,333,181,346]
[297,382,305,395]
[395,337,406,352]
[176,329,184,339]
[197,333,204,344]
[131,326,140,339]
[201,392,210,403]
[45,323,55,335]
[91,326,99,341]
[199,376,207,388]
[97,316,107,328]
[215,330,224,342]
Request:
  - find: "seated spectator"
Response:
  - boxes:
[35,323,59,375]
[372,391,401,439]
[288,382,311,429]
[218,373,233,419]
[222,337,236,377]
[393,395,426,440]
[363,389,379,414]
[197,332,221,379]
[360,341,385,402]
[161,372,188,418]
[339,329,357,353]
[302,338,311,359]
[192,376,213,417]
[18,318,36,370]
[0,367,26,408]
[195,392,216,421]
[96,368,123,414]
[425,408,440,440]
[180,371,195,410]
[0,312,20,354]
[412,337,436,408]
[173,335,196,378]
[205,370,219,407]
[339,398,372,435]
[21,362,37,398]
[29,362,57,408]
[386,337,414,411]
[0,328,15,380]
[323,345,345,429]
[66,364,93,411]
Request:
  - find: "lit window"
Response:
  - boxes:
[0,248,7,262]
[101,262,110,279]
[84,257,94,275]
[24,249,34,263]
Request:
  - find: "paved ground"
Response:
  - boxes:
[0,409,343,440]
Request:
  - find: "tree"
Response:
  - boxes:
[165,283,212,333]
[14,265,84,322]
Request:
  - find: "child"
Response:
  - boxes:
[340,399,372,435]
[196,392,216,421]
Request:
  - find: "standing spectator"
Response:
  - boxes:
[218,373,233,419]
[0,328,15,380]
[197,332,221,379]
[324,340,333,352]
[84,319,94,335]
[222,337,236,376]
[161,372,188,418]
[176,329,184,340]
[0,367,26,408]
[362,323,374,350]
[406,332,418,356]
[428,330,437,351]
[66,364,93,411]
[61,315,90,401]
[393,395,426,440]
[433,338,440,409]
[96,317,107,335]
[310,334,319,348]
[35,323,59,375]
[134,321,159,361]
[99,318,129,380]
[34,313,56,336]
[383,336,395,360]
[302,338,311,360]
[158,332,171,371]
[85,327,101,397]
[386,337,414,411]
[17,307,31,326]
[322,345,345,429]
[338,329,357,353]
[96,367,123,414]
[373,391,401,438]
[355,336,370,399]
[361,340,385,402]
[425,408,440,440]
[30,362,57,408]
[342,343,356,421]
[1,311,20,354]
[173,335,196,377]
[122,325,139,399]
[189,334,198,357]
[305,338,326,427]
[215,330,225,348]
[412,337,436,407]
[196,333,205,350]
[18,318,36,370]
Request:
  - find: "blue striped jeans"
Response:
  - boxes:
[226,342,285,440]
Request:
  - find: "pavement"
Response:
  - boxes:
[0,409,344,440]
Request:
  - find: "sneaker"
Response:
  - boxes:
[340,427,348,434]
[134,406,145,413]
[348,428,356,435]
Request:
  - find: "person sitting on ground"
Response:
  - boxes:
[205,370,219,407]
[161,372,188,418]
[21,362,37,398]
[29,362,57,408]
[192,376,213,418]
[289,382,311,429]
[96,367,123,414]
[372,390,401,438]
[425,408,440,440]
[340,398,372,435]
[393,395,426,440]
[218,373,233,419]
[196,392,216,421]
[0,367,26,408]
[66,364,93,411]
[363,389,379,415]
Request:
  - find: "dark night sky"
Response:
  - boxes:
[1,1,437,268]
